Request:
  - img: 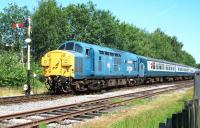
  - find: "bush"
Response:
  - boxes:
[0,52,26,86]
[0,52,44,87]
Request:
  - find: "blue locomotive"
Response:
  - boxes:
[41,41,197,93]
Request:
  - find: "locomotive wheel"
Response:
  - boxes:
[61,84,73,93]
[88,83,101,91]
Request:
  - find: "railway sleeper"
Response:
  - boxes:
[77,114,95,119]
[69,117,85,121]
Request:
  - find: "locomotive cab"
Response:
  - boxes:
[41,42,77,93]
[41,41,94,93]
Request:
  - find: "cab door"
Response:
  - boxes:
[85,48,95,76]
[138,58,145,77]
[139,63,145,77]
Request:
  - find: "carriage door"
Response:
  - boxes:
[86,48,95,75]
[139,62,145,77]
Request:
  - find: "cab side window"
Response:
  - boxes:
[86,48,90,56]
[65,42,74,50]
[58,44,65,50]
[75,44,83,53]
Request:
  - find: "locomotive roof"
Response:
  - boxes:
[63,41,196,69]
[63,40,134,55]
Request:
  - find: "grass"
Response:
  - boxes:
[73,88,193,128]
[111,98,151,106]
[39,123,47,128]
[112,100,183,128]
[0,85,47,96]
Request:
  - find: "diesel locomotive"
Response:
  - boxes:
[41,41,197,94]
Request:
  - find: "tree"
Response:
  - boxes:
[197,64,200,69]
[32,0,197,67]
[32,1,121,59]
[0,3,30,51]
[62,2,120,47]
[32,0,68,59]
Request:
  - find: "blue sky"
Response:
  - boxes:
[0,0,199,63]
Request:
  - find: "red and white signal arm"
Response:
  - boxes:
[12,23,24,29]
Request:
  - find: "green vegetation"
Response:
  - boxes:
[39,122,47,128]
[112,90,193,128]
[111,98,150,106]
[0,52,26,86]
[32,0,197,67]
[112,100,184,128]
[74,89,193,128]
[0,51,44,87]
[110,94,192,128]
[126,98,151,106]
[0,1,199,87]
[197,64,200,69]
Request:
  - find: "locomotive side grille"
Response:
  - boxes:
[79,58,83,74]
[75,57,83,74]
[75,58,79,73]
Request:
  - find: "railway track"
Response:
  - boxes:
[0,80,193,105]
[0,81,193,128]
[0,94,69,105]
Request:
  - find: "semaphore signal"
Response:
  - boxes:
[12,23,24,29]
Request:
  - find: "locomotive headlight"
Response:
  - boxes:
[62,57,69,66]
[41,57,49,66]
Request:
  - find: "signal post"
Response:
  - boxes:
[25,16,32,96]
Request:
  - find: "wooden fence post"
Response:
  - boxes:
[194,71,200,128]
[197,99,200,128]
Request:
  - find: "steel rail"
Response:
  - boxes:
[0,82,193,128]
[0,82,192,121]
[7,83,192,128]
[0,80,193,105]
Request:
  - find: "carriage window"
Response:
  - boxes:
[58,44,65,50]
[105,52,109,55]
[159,64,162,70]
[166,66,169,70]
[65,42,74,50]
[151,62,155,69]
[110,53,114,56]
[75,44,83,53]
[86,49,90,56]
[156,63,159,69]
[99,50,104,55]
[161,64,164,70]
[114,53,121,57]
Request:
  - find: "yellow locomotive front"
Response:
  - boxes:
[41,50,75,93]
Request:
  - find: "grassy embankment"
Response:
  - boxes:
[0,86,47,96]
[73,88,193,128]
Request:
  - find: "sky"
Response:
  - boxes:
[0,0,199,63]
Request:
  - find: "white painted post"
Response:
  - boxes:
[25,16,32,96]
